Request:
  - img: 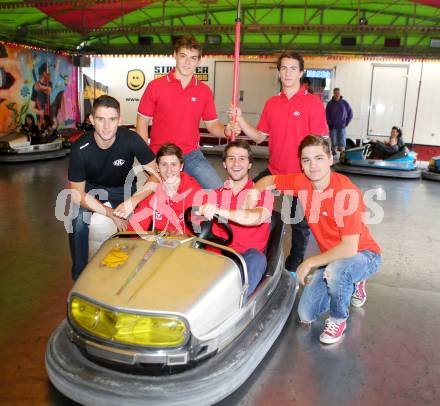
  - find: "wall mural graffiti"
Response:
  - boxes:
[0,43,78,135]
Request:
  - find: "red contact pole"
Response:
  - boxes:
[230,0,241,141]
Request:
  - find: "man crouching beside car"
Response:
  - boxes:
[249,135,381,344]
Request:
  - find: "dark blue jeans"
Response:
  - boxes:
[68,183,129,281]
[242,248,267,296]
[254,168,310,272]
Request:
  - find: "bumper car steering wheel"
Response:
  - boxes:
[184,206,233,246]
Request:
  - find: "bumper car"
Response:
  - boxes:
[333,143,421,179]
[59,128,86,154]
[46,209,297,406]
[0,130,66,162]
[422,156,440,181]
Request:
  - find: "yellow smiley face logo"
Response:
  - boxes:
[127,69,145,91]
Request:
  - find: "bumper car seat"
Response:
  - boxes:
[265,211,285,276]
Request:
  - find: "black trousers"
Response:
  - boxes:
[370,142,398,160]
[254,168,310,271]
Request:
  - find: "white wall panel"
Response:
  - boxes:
[369,65,408,136]
[413,63,440,145]
[330,60,372,140]
[213,61,279,127]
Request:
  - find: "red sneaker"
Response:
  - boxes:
[351,280,367,308]
[320,319,347,344]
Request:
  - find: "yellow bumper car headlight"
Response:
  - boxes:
[69,296,188,347]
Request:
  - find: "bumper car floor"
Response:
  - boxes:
[0,157,439,405]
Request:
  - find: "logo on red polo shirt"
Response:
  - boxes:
[293,111,301,116]
[191,96,198,102]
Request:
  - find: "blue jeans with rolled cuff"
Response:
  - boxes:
[297,250,381,323]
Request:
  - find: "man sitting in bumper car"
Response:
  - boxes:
[128,143,204,234]
[368,126,405,159]
[197,140,274,296]
[129,140,273,296]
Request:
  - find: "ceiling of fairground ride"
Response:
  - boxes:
[0,0,439,56]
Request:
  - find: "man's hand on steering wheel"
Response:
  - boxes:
[196,204,218,221]
[184,206,233,246]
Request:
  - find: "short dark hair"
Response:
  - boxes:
[174,35,202,57]
[276,52,304,72]
[299,135,331,157]
[156,143,184,165]
[333,87,340,92]
[92,95,120,116]
[223,139,253,163]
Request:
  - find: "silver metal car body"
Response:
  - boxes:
[46,212,295,405]
[67,233,283,367]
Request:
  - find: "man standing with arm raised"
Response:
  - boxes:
[231,52,328,273]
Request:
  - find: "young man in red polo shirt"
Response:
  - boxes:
[230,52,328,274]
[136,35,233,190]
[197,140,274,296]
[251,135,381,344]
[128,143,203,234]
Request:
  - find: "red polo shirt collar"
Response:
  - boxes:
[279,85,308,99]
[166,69,199,88]
[219,179,254,196]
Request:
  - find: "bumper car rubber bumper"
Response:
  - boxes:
[0,149,66,162]
[333,163,422,179]
[45,270,297,406]
[421,169,440,181]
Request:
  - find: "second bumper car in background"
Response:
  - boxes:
[422,156,440,181]
[333,143,421,179]
[0,129,66,163]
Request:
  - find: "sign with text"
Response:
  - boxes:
[154,66,209,81]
